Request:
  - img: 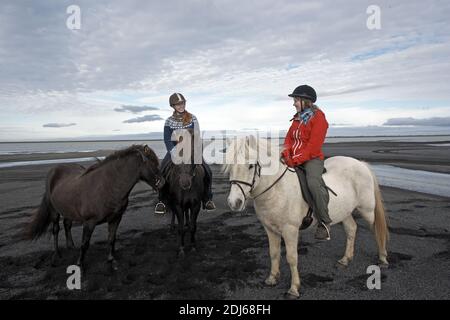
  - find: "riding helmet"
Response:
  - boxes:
[288,85,317,103]
[169,93,187,106]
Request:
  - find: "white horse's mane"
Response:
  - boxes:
[222,135,276,173]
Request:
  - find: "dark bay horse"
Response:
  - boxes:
[25,145,164,270]
[161,130,205,256]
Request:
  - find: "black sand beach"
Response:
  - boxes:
[0,140,449,299]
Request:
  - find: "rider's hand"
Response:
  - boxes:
[285,157,296,168]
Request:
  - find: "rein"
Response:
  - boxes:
[230,162,292,202]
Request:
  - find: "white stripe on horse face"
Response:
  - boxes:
[227,184,247,212]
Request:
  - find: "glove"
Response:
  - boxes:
[285,156,296,168]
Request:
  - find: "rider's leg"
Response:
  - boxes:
[155,153,171,215]
[304,158,331,240]
[201,160,216,211]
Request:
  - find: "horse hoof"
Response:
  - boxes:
[284,290,299,300]
[109,260,119,271]
[77,262,86,274]
[191,247,197,253]
[51,257,59,267]
[378,262,389,269]
[51,252,61,266]
[178,250,185,258]
[336,259,349,269]
[264,277,278,286]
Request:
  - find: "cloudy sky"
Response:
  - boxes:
[1,0,450,140]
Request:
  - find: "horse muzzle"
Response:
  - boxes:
[227,196,245,212]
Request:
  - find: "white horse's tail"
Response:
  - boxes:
[368,165,389,251]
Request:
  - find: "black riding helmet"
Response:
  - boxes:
[288,85,317,103]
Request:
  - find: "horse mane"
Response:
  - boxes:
[82,145,156,176]
[222,135,274,174]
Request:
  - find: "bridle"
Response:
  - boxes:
[137,148,163,189]
[229,162,261,202]
[229,161,291,202]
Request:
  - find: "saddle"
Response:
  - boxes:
[294,165,337,230]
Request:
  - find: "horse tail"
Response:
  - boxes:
[24,174,54,240]
[368,165,389,251]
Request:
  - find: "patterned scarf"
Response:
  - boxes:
[299,107,315,124]
[172,110,193,126]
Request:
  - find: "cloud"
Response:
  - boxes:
[1,1,450,139]
[123,114,164,123]
[383,117,450,126]
[320,84,387,98]
[43,123,77,128]
[114,105,159,114]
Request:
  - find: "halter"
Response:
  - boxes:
[229,161,291,202]
[229,162,261,202]
[136,148,164,188]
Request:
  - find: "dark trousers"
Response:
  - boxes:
[302,158,332,224]
[159,152,213,202]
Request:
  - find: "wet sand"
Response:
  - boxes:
[0,141,449,299]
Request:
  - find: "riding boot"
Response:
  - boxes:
[315,221,331,241]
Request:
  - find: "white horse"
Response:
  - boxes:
[224,136,389,298]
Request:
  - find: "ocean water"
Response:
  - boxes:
[0,140,168,156]
[370,165,450,198]
[1,134,450,156]
[1,126,450,198]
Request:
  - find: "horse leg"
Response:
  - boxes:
[170,209,176,232]
[63,218,75,249]
[337,216,357,267]
[189,204,200,252]
[359,207,388,266]
[282,225,300,298]
[51,213,61,266]
[77,221,96,271]
[263,226,281,286]
[185,209,190,228]
[107,216,122,271]
[175,207,185,257]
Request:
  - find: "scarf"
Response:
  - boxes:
[172,110,193,126]
[299,107,315,124]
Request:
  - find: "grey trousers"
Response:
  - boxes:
[302,158,332,225]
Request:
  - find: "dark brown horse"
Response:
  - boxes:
[25,145,164,270]
[160,129,205,257]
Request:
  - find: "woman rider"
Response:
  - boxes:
[281,85,332,240]
[154,92,216,215]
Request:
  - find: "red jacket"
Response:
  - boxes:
[282,108,328,167]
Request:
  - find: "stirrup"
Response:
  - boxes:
[154,202,166,215]
[315,222,331,241]
[203,200,216,211]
